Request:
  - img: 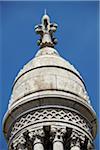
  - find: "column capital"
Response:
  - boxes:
[70,129,81,149]
[51,125,66,135]
[29,127,45,140]
[50,125,66,143]
[19,133,26,145]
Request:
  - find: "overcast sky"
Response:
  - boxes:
[0,1,99,149]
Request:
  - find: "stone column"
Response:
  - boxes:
[71,144,80,150]
[70,130,80,150]
[29,128,45,150]
[51,126,66,150]
[34,137,44,150]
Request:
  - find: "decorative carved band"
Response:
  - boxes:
[10,109,91,140]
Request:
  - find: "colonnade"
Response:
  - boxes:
[11,126,93,150]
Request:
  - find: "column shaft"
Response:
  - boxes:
[53,135,64,150]
[53,141,63,150]
[70,146,80,150]
[34,137,44,150]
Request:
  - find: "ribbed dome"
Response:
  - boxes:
[9,47,89,108]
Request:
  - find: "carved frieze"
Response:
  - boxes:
[10,109,91,141]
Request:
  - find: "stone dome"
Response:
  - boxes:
[9,47,89,108]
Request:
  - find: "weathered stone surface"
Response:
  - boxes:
[9,47,89,107]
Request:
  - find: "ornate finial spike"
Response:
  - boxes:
[35,12,58,48]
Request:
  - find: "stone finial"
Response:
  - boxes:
[34,10,58,48]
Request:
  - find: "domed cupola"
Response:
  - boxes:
[3,11,97,150]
